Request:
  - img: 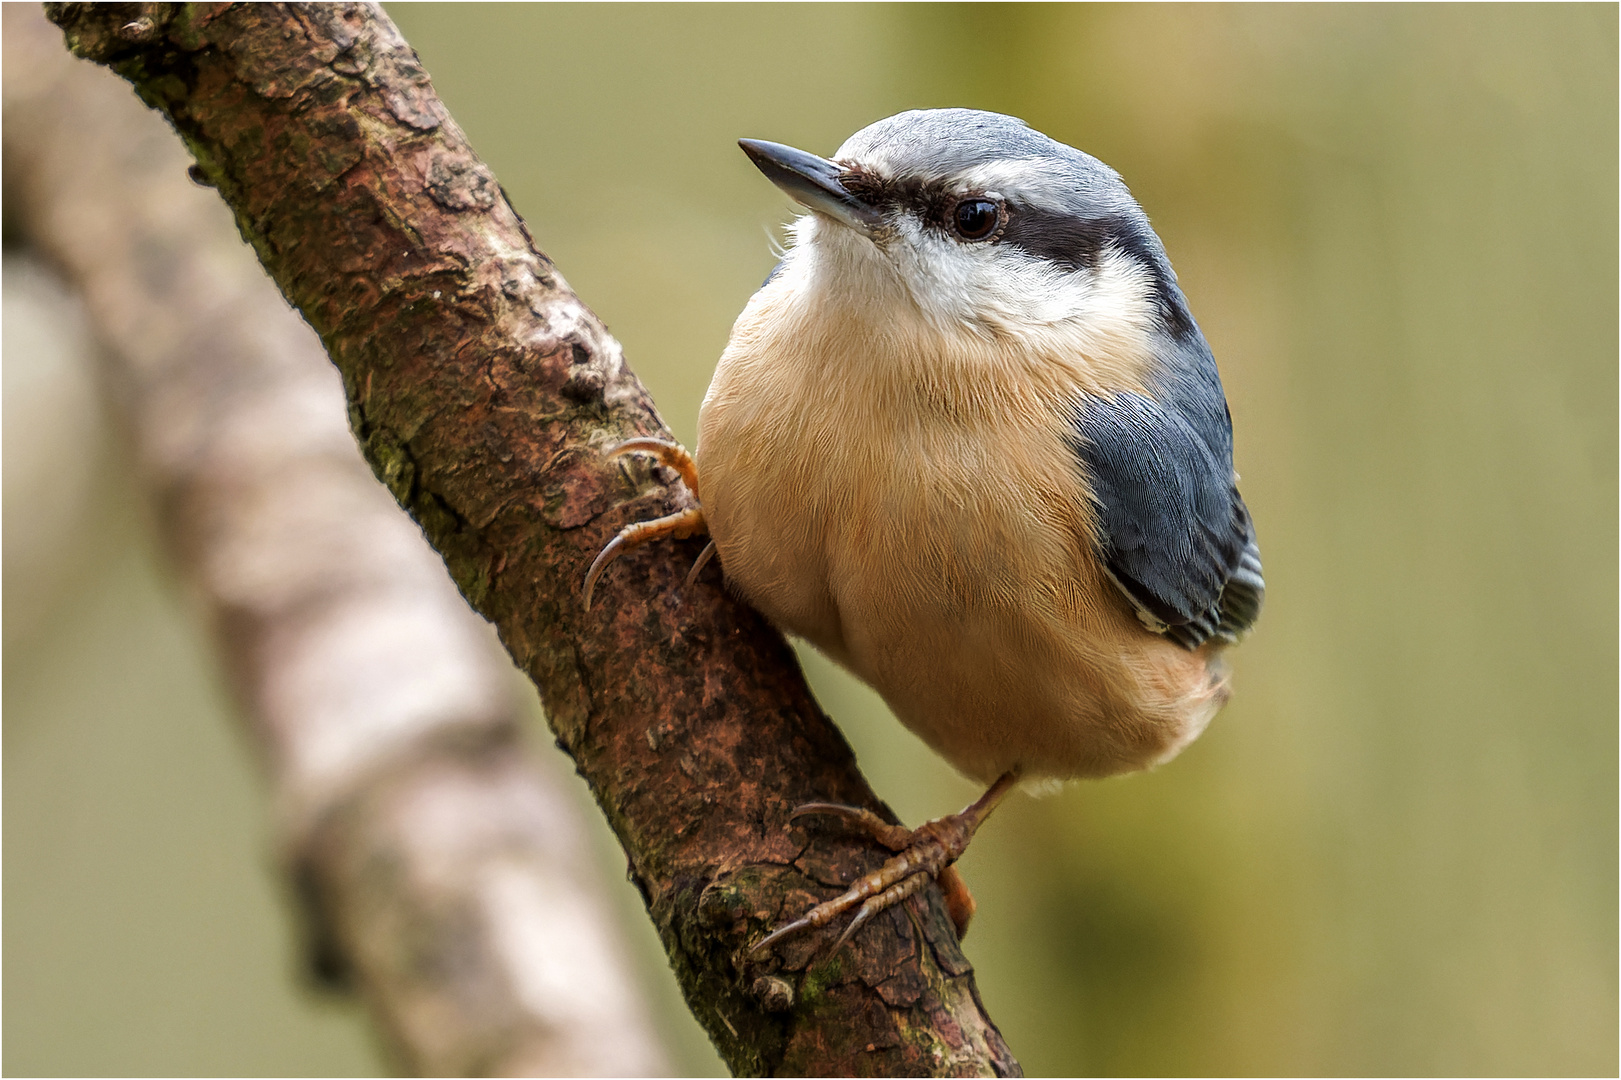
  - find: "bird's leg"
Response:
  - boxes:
[781,804,975,933]
[583,438,710,610]
[752,770,1019,956]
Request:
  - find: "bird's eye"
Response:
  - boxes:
[952,198,1001,241]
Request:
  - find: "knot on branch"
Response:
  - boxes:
[427,150,497,212]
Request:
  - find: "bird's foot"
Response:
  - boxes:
[583,438,713,610]
[752,771,1019,957]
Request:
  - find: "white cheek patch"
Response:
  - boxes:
[775,211,1159,390]
[891,219,1155,338]
[777,214,915,322]
[887,224,1161,390]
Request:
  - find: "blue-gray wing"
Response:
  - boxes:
[1067,391,1263,649]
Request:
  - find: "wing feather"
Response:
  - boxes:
[1067,391,1263,649]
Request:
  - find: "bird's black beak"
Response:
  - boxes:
[739,138,882,235]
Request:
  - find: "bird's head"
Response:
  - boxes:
[741,109,1194,351]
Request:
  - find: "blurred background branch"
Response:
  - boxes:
[4,6,665,1075]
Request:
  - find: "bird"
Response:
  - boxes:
[584,108,1263,955]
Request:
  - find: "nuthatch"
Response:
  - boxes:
[585,109,1263,952]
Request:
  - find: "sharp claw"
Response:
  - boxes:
[607,436,677,461]
[605,437,701,495]
[789,802,856,821]
[789,802,913,850]
[751,915,816,956]
[752,773,1019,956]
[831,896,883,955]
[832,869,931,955]
[684,539,717,588]
[586,439,706,611]
[582,533,629,612]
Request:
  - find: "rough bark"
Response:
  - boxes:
[4,6,667,1075]
[38,2,1021,1076]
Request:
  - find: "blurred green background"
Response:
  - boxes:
[5,4,1615,1076]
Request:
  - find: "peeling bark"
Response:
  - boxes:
[39,3,1021,1075]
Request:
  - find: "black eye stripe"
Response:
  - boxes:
[999,206,1124,270]
[837,166,997,233]
[1001,207,1196,337]
[836,163,1197,338]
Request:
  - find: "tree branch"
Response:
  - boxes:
[41,2,1020,1075]
[5,5,668,1074]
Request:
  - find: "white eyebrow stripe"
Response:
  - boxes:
[953,160,1089,214]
